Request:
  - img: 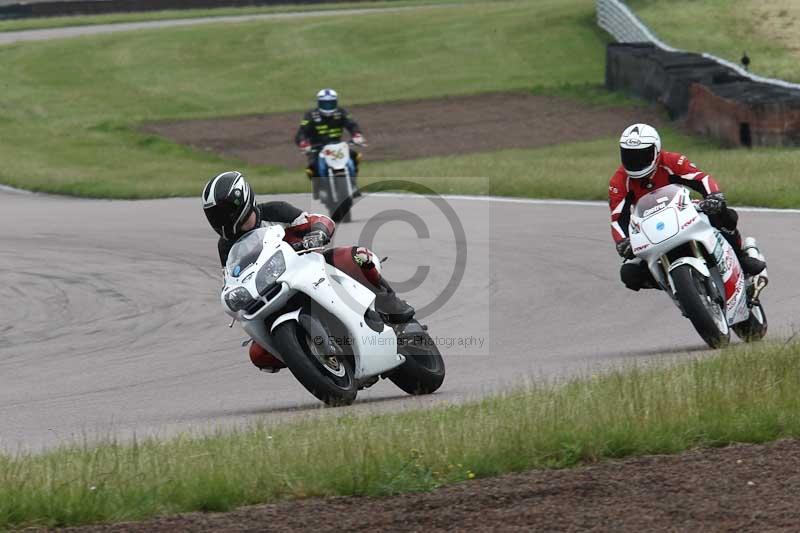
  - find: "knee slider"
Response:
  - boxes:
[620,263,645,291]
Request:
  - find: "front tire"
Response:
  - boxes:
[273,322,357,406]
[388,321,445,395]
[671,264,730,349]
[733,303,768,342]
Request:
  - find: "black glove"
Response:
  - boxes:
[698,192,727,215]
[616,238,635,260]
[294,230,328,251]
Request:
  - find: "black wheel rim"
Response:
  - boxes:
[302,334,352,390]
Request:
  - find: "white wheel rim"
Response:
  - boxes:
[706,295,729,335]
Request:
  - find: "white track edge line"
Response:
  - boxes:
[3,186,798,214]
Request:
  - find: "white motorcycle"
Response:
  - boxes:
[221,225,445,406]
[629,184,768,348]
[312,141,360,223]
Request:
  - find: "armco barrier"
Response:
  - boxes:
[598,0,800,147]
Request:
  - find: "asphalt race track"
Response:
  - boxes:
[1,188,798,451]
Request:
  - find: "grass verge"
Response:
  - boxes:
[2,340,800,529]
[357,126,800,209]
[628,0,800,83]
[0,0,473,32]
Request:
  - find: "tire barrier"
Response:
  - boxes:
[599,0,800,148]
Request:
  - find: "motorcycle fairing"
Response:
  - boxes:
[222,225,404,379]
[629,184,749,326]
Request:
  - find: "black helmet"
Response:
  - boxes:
[202,171,259,239]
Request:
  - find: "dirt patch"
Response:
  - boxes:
[142,92,666,169]
[62,439,800,532]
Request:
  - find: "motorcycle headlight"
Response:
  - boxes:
[256,251,286,295]
[225,286,256,313]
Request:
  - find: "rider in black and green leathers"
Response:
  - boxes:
[294,88,365,184]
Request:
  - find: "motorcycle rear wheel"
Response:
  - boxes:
[273,322,357,406]
[672,264,730,349]
[732,303,768,342]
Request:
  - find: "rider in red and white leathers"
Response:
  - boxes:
[609,124,765,291]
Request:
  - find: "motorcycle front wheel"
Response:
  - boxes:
[273,322,357,406]
[388,320,445,395]
[672,264,730,349]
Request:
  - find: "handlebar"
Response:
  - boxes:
[307,140,366,153]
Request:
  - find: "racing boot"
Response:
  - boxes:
[734,231,766,277]
[373,278,415,324]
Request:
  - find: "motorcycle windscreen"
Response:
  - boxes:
[226,227,267,275]
[633,184,682,218]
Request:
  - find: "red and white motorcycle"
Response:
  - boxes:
[221,225,445,406]
[629,184,768,348]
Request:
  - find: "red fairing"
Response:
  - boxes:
[608,150,721,244]
[283,213,335,246]
[249,342,286,370]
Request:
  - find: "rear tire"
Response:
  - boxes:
[388,321,445,395]
[732,303,768,342]
[273,322,357,406]
[671,264,730,349]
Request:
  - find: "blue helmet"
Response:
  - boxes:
[316,88,338,116]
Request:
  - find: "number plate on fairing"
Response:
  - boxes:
[642,208,680,244]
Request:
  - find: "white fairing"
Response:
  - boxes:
[629,184,750,326]
[319,142,354,204]
[220,225,404,379]
[320,142,351,171]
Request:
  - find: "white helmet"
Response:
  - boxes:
[316,88,338,116]
[619,123,661,179]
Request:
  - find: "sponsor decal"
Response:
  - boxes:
[625,138,641,147]
[634,244,650,253]
[656,221,665,231]
[677,156,686,166]
[312,277,325,289]
[680,215,698,230]
[609,186,619,194]
[643,203,667,217]
[233,265,241,277]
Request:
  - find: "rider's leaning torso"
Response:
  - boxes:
[217,202,334,266]
[294,108,361,147]
[608,150,721,243]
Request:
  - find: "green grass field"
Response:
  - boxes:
[1,0,609,198]
[2,340,799,529]
[629,0,800,83]
[1,0,798,204]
